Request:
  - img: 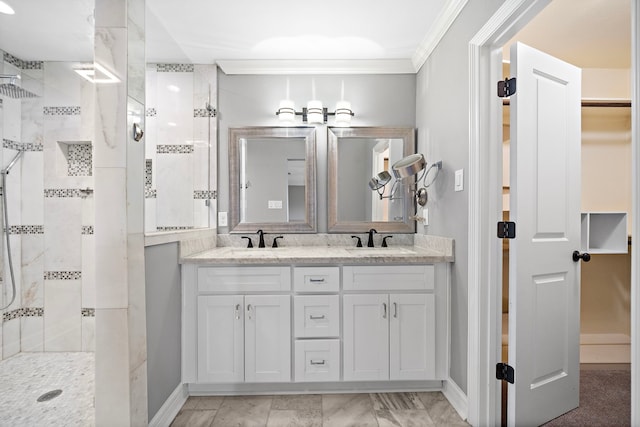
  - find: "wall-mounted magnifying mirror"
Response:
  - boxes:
[229,127,316,233]
[328,127,416,233]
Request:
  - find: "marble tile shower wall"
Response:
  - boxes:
[0,52,95,361]
[145,63,217,232]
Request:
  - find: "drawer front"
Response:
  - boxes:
[198,266,291,292]
[294,339,340,382]
[294,267,339,293]
[294,295,340,338]
[343,265,434,291]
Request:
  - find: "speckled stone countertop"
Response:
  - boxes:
[180,234,454,265]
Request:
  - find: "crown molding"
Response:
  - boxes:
[412,0,469,72]
[216,59,416,75]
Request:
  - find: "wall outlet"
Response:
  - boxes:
[455,169,464,192]
[268,200,283,209]
[218,211,227,227]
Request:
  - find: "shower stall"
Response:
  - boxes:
[0,51,95,425]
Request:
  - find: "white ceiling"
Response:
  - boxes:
[0,0,632,71]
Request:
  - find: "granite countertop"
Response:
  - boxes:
[180,235,454,265]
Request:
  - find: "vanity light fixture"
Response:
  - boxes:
[276,100,354,125]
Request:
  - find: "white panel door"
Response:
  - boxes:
[389,293,435,380]
[343,294,389,381]
[197,295,244,383]
[244,295,291,382]
[508,42,582,426]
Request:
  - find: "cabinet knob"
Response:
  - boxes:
[572,251,591,262]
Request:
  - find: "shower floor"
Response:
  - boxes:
[0,352,94,426]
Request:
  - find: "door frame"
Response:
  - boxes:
[466,0,639,425]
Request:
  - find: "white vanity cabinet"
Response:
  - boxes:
[343,265,436,381]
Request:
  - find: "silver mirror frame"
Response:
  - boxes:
[229,126,317,233]
[328,127,416,233]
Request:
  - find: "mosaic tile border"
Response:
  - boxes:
[146,108,157,117]
[44,106,81,116]
[194,108,216,118]
[3,138,44,152]
[194,190,217,199]
[145,189,157,199]
[44,188,85,198]
[156,63,194,73]
[145,159,153,187]
[81,225,94,235]
[3,52,44,70]
[81,308,95,317]
[157,144,193,154]
[44,271,82,280]
[68,143,93,177]
[7,225,44,235]
[2,307,44,323]
[157,226,195,231]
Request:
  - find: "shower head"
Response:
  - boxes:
[1,151,24,175]
[0,83,38,99]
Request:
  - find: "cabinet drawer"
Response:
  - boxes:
[294,339,340,382]
[294,295,339,338]
[198,266,291,292]
[343,265,434,291]
[293,267,339,293]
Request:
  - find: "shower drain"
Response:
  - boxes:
[37,389,63,402]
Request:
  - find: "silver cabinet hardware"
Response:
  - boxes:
[247,304,252,320]
[309,314,326,320]
[310,360,326,365]
[382,302,387,319]
[309,278,326,283]
[235,304,241,320]
[393,302,398,318]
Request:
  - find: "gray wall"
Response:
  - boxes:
[145,242,182,421]
[415,0,507,393]
[217,73,417,233]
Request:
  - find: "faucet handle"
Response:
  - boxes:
[241,236,253,248]
[351,236,363,247]
[382,236,393,247]
[272,236,283,248]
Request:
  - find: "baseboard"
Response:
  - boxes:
[149,384,188,427]
[442,377,468,421]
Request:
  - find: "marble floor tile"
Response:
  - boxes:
[322,393,378,427]
[183,396,225,410]
[371,392,426,410]
[266,409,322,427]
[211,395,273,427]
[417,392,469,426]
[272,394,322,411]
[170,409,217,427]
[376,409,436,427]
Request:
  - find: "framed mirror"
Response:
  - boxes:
[229,127,317,233]
[328,127,416,233]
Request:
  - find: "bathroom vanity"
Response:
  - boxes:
[180,236,454,394]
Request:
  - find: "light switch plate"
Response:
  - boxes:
[455,169,464,192]
[218,211,227,227]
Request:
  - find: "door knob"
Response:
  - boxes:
[572,251,591,262]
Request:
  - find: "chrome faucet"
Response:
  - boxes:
[257,229,266,248]
[367,228,377,247]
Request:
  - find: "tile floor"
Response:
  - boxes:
[171,391,469,427]
[0,352,95,426]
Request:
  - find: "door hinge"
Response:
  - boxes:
[497,77,517,98]
[496,362,515,384]
[497,221,516,239]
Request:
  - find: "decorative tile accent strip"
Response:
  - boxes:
[2,138,43,152]
[81,308,95,317]
[194,190,217,200]
[7,225,44,235]
[44,271,82,280]
[81,225,94,235]
[194,108,216,118]
[3,52,23,68]
[146,107,157,117]
[145,159,153,187]
[2,307,44,323]
[21,61,44,70]
[157,226,195,231]
[157,144,193,154]
[68,143,92,176]
[156,63,194,72]
[43,106,81,116]
[145,189,157,199]
[44,188,84,198]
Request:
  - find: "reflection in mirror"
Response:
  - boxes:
[230,127,316,233]
[328,127,416,233]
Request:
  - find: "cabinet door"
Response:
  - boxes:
[245,295,291,382]
[389,293,435,380]
[343,294,389,381]
[197,295,244,382]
